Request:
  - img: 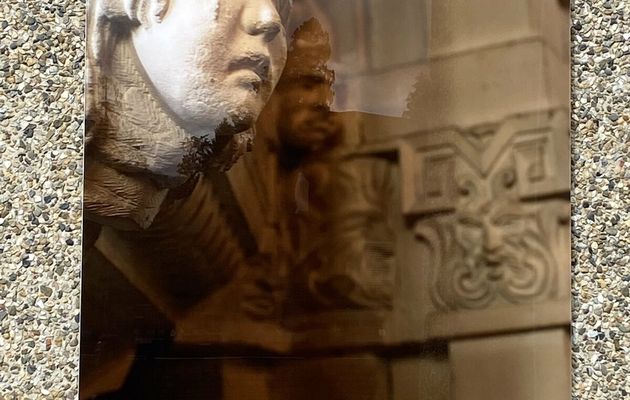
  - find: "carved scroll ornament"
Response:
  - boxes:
[415,169,565,311]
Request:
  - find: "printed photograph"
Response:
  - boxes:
[81,0,571,398]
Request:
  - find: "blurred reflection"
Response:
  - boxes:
[276,19,339,153]
[257,18,397,311]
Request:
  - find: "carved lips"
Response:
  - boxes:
[228,53,272,94]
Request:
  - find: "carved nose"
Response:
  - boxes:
[244,3,282,42]
[314,103,330,113]
[482,227,502,254]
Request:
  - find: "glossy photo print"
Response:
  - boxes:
[81,0,571,398]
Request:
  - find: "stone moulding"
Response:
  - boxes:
[399,109,570,216]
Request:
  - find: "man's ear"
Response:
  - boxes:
[89,0,138,65]
[126,0,170,24]
[150,0,170,23]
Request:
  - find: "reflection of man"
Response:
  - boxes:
[274,18,341,158]
[263,19,396,311]
[85,0,292,229]
[268,18,341,244]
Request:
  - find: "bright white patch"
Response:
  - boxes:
[258,6,275,27]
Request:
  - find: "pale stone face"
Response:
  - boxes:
[131,0,290,139]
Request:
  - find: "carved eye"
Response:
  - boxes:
[456,178,475,197]
[459,216,482,228]
[502,170,516,188]
[493,214,522,227]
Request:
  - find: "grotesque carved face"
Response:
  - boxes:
[456,200,529,274]
[442,169,555,309]
[450,198,554,308]
[131,0,292,138]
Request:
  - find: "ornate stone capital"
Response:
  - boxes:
[400,109,570,337]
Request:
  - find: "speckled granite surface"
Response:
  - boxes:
[0,0,84,398]
[571,0,630,398]
[0,0,626,398]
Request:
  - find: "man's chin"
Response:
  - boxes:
[283,127,331,149]
[179,95,266,137]
[216,113,256,137]
[221,99,268,135]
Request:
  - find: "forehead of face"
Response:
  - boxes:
[281,18,333,81]
[121,0,293,29]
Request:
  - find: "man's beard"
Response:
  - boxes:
[279,110,338,150]
[176,124,254,177]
